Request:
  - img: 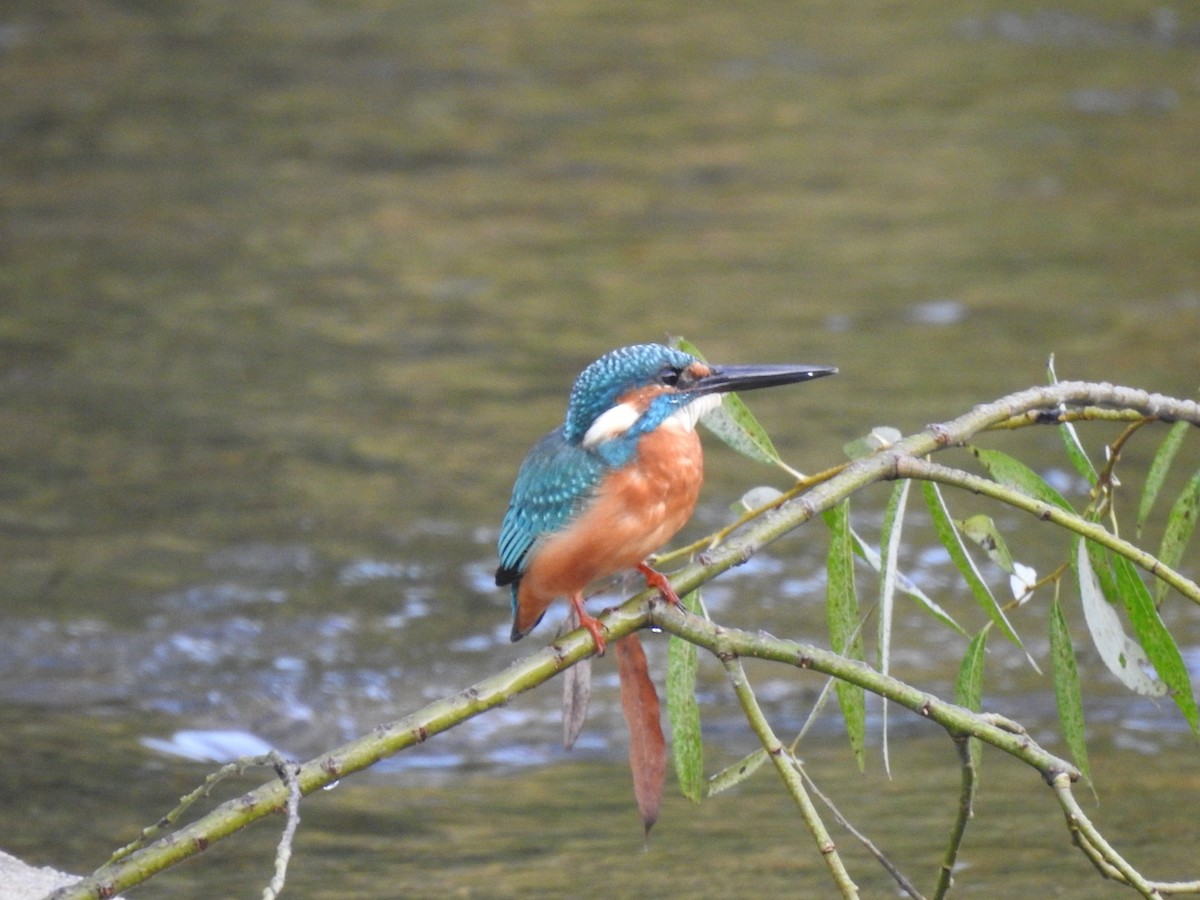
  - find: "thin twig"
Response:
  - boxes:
[797,764,926,900]
[721,656,860,899]
[262,752,302,900]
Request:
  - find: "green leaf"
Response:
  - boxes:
[955,626,989,776]
[667,590,704,803]
[703,390,785,467]
[825,500,866,771]
[1048,355,1098,486]
[1075,540,1166,697]
[1111,554,1200,735]
[1139,421,1190,534]
[955,514,1015,575]
[1048,596,1091,784]
[707,749,768,796]
[1155,466,1200,605]
[971,446,1073,510]
[921,480,1025,650]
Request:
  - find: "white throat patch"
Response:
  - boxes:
[668,393,722,431]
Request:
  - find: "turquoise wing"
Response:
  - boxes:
[496,427,605,596]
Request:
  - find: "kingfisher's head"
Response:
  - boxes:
[562,343,836,456]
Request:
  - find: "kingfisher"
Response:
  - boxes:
[496,343,836,654]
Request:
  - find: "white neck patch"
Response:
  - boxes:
[582,402,641,448]
[581,394,722,448]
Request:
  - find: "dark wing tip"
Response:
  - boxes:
[495,564,521,588]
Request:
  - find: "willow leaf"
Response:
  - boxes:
[666,590,704,803]
[707,749,768,796]
[616,634,667,835]
[1048,596,1091,784]
[1111,554,1199,734]
[921,480,1024,650]
[672,337,788,469]
[826,500,866,771]
[1139,421,1190,534]
[1075,540,1165,697]
[972,446,1073,510]
[878,479,909,775]
[955,626,988,776]
[1155,466,1200,606]
[956,514,1015,575]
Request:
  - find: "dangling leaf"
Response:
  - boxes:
[971,446,1073,511]
[1048,596,1091,785]
[825,500,866,771]
[707,748,769,796]
[561,605,591,749]
[877,479,910,776]
[955,514,1016,574]
[1074,540,1166,697]
[1048,355,1098,486]
[666,590,704,803]
[955,626,989,777]
[1111,554,1199,735]
[616,633,667,836]
[1155,466,1200,606]
[921,481,1025,651]
[1139,421,1190,534]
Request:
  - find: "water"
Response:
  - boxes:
[2,1,1199,896]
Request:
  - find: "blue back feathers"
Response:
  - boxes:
[495,344,701,591]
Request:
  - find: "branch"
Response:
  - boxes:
[52,381,1200,898]
[722,656,859,898]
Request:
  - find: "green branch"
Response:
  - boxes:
[721,656,859,898]
[52,382,1200,899]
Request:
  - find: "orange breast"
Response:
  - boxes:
[514,423,704,633]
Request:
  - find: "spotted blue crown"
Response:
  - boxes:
[563,343,700,446]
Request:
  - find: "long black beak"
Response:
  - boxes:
[688,363,837,396]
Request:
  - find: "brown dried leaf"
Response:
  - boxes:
[616,633,666,836]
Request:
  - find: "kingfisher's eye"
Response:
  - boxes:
[658,365,682,386]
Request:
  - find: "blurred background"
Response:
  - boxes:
[2,1,1198,896]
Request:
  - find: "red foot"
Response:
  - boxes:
[569,592,607,655]
[636,562,682,607]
